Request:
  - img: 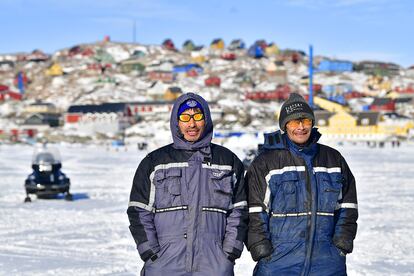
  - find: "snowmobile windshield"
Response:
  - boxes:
[32,148,62,165]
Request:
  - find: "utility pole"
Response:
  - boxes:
[309,45,314,108]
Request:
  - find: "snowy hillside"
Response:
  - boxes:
[1,140,413,275]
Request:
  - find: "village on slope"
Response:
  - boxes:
[0,36,413,149]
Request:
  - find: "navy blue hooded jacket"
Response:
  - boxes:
[246,129,358,276]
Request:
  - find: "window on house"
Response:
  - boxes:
[361,118,370,125]
[317,119,326,126]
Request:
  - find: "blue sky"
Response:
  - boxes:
[1,0,413,67]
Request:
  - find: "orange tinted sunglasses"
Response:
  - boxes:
[286,118,313,128]
[179,113,204,122]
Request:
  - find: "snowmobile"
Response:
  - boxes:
[24,147,72,202]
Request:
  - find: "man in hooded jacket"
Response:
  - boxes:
[127,92,248,276]
[246,93,358,275]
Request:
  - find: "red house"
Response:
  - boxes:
[0,84,8,92]
[148,71,175,83]
[395,86,414,94]
[221,52,236,61]
[370,97,395,112]
[205,76,221,87]
[162,39,176,51]
[344,91,365,100]
[26,49,49,62]
[0,85,22,101]
[186,69,199,77]
[246,85,291,101]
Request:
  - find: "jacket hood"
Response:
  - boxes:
[170,92,213,151]
[263,128,321,151]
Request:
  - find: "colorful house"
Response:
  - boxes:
[120,59,145,74]
[355,61,401,77]
[312,97,413,140]
[65,103,134,136]
[173,64,203,75]
[94,48,115,64]
[26,49,49,62]
[228,39,245,50]
[245,85,291,102]
[205,76,221,87]
[162,39,176,51]
[221,52,237,61]
[0,90,23,101]
[45,63,64,76]
[164,87,182,101]
[182,40,196,52]
[128,101,174,119]
[265,43,280,56]
[24,102,58,114]
[147,71,175,83]
[210,39,225,51]
[370,98,396,112]
[248,44,264,59]
[0,60,14,71]
[317,59,353,73]
[22,113,61,129]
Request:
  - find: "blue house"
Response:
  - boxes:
[317,59,353,73]
[248,44,264,58]
[173,63,204,74]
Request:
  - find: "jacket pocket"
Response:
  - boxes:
[210,169,233,210]
[319,174,343,212]
[272,172,299,213]
[154,168,182,208]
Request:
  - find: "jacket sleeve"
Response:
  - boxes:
[245,156,273,261]
[127,155,160,262]
[333,155,358,254]
[222,155,248,260]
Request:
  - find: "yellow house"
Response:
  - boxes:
[313,96,350,112]
[315,109,414,140]
[191,54,207,64]
[45,63,63,76]
[316,111,357,136]
[24,102,59,114]
[164,86,182,101]
[210,39,225,51]
[265,43,280,56]
[377,116,414,137]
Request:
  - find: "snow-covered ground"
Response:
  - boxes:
[1,140,413,275]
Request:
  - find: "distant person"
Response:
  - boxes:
[246,93,358,275]
[127,92,248,276]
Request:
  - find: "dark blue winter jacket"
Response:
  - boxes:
[127,93,248,276]
[246,129,358,276]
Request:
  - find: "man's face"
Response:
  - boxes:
[285,118,312,145]
[178,108,205,142]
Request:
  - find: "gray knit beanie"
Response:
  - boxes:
[279,93,315,131]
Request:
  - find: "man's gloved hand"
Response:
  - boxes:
[143,253,158,262]
[263,252,273,262]
[226,252,238,263]
[150,254,158,262]
[338,250,346,257]
[250,240,273,262]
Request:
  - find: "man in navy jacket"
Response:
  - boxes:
[246,93,358,275]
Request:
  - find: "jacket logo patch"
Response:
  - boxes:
[212,171,224,178]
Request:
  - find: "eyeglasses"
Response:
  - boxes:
[286,118,313,128]
[178,113,204,122]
